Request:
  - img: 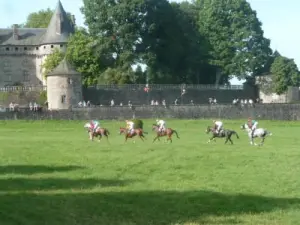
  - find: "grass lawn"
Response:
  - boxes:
[0,119,299,225]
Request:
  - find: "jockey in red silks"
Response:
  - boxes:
[90,120,100,133]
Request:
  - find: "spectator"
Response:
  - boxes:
[33,102,38,111]
[29,102,33,111]
[110,99,115,106]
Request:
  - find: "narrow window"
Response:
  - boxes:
[61,95,66,103]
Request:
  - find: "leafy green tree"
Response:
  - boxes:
[66,29,102,86]
[41,48,64,78]
[18,8,73,28]
[196,0,272,80]
[271,56,300,94]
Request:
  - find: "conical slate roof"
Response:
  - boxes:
[47,58,81,76]
[41,0,74,44]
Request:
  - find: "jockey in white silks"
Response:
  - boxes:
[247,117,258,138]
[126,120,135,134]
[213,120,223,134]
[156,119,166,133]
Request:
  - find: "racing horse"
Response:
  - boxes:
[241,123,272,146]
[119,127,147,143]
[206,126,239,144]
[152,124,180,143]
[84,123,110,142]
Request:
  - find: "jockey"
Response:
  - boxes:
[90,120,100,133]
[125,120,135,134]
[156,119,166,133]
[213,120,223,134]
[247,117,258,137]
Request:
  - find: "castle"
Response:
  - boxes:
[0,0,83,109]
[0,0,75,86]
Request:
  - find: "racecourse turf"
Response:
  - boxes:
[0,119,299,225]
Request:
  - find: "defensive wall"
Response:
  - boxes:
[0,83,258,106]
[1,103,300,120]
[82,83,257,105]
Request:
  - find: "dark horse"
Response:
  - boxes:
[206,126,239,144]
[88,127,110,143]
[119,127,147,143]
[152,124,180,143]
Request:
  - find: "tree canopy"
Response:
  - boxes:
[13,8,73,28]
[16,1,299,89]
[271,55,300,94]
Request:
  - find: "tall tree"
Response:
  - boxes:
[66,28,102,86]
[21,8,73,28]
[41,48,65,78]
[271,56,300,94]
[196,0,272,81]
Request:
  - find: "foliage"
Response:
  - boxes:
[271,56,300,94]
[66,29,101,86]
[196,0,273,79]
[132,119,143,129]
[41,48,65,78]
[22,8,73,28]
[38,91,47,105]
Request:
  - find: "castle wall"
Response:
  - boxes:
[0,54,40,87]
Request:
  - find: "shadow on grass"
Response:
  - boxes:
[0,190,300,225]
[0,165,84,175]
[0,178,134,191]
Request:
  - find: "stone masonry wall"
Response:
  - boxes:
[1,104,300,120]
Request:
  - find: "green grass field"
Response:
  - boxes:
[0,119,299,225]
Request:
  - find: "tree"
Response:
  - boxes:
[41,48,65,78]
[271,56,300,94]
[196,0,273,81]
[66,28,102,86]
[20,8,73,28]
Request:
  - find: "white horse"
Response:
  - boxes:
[241,123,272,146]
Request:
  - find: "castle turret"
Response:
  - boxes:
[46,58,82,110]
[41,0,75,45]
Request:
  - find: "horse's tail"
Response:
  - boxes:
[266,130,272,136]
[173,130,180,139]
[106,129,110,135]
[233,131,240,139]
[143,130,148,135]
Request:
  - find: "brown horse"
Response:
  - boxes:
[88,127,110,143]
[119,127,147,143]
[152,124,180,143]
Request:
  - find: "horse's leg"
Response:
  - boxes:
[224,136,228,144]
[139,134,144,142]
[207,135,214,143]
[105,134,110,144]
[259,137,265,146]
[153,135,159,143]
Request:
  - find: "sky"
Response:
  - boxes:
[0,0,299,85]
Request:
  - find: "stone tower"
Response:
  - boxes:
[46,58,82,110]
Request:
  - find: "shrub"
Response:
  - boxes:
[132,119,143,129]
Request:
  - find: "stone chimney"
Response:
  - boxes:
[56,13,62,35]
[13,24,19,40]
